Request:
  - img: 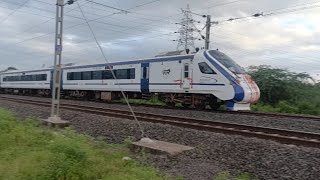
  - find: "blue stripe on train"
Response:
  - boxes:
[62,83,225,86]
[203,51,244,102]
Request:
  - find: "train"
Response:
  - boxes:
[0,49,260,111]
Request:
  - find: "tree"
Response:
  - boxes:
[248,65,313,105]
[248,65,320,115]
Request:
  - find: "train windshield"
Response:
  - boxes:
[208,50,245,74]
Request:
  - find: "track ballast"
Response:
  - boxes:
[1,95,320,148]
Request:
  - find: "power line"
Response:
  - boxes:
[0,0,164,50]
[0,0,30,24]
[216,1,320,26]
[84,0,130,13]
[215,30,320,61]
[13,1,90,37]
[211,35,320,69]
[75,0,146,138]
[7,0,170,31]
[74,0,178,24]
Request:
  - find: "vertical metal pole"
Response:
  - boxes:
[185,6,189,50]
[205,15,211,50]
[50,0,64,118]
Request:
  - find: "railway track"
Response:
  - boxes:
[1,94,320,121]
[1,95,320,148]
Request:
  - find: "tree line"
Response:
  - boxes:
[248,65,320,115]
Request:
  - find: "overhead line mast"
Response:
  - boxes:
[48,0,75,123]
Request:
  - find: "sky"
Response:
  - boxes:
[0,0,319,81]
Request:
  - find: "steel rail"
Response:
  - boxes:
[1,96,320,148]
[1,94,319,121]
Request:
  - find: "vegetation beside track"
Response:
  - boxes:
[249,65,320,116]
[119,96,166,106]
[0,109,164,180]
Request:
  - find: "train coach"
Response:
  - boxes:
[0,69,52,96]
[0,49,260,111]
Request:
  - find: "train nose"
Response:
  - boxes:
[238,74,260,103]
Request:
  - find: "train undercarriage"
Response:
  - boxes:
[0,88,223,110]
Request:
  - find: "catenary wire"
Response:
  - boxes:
[75,1,146,137]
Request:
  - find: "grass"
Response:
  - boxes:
[0,108,165,180]
[119,95,166,106]
[251,101,320,116]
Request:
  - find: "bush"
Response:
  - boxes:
[277,101,299,114]
[297,102,320,115]
[251,103,280,113]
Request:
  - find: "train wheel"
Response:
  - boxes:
[166,101,176,107]
[209,103,221,110]
[194,103,206,110]
[182,103,190,108]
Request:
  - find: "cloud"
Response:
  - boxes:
[0,0,319,80]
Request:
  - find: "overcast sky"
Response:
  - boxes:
[0,0,319,80]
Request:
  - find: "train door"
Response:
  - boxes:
[50,70,53,90]
[141,63,150,93]
[182,63,192,89]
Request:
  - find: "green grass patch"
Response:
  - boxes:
[0,109,165,180]
[251,101,320,116]
[119,97,166,106]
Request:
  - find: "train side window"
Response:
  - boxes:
[184,64,189,78]
[82,71,92,80]
[73,72,82,80]
[198,62,216,74]
[42,74,47,81]
[129,69,135,79]
[67,72,73,80]
[27,75,33,81]
[115,69,127,79]
[102,70,114,79]
[92,71,102,80]
[35,75,40,81]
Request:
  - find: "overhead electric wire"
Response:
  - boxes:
[13,1,90,37]
[211,34,320,68]
[214,29,320,61]
[263,0,320,14]
[3,0,169,31]
[2,0,319,73]
[0,2,55,20]
[84,0,130,13]
[211,31,320,62]
[214,1,320,26]
[0,0,31,24]
[75,1,146,138]
[73,0,179,24]
[0,0,167,52]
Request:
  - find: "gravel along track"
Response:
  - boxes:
[1,95,320,134]
[1,99,320,180]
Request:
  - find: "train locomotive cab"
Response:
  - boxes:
[199,50,260,111]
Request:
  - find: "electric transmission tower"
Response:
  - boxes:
[175,4,199,51]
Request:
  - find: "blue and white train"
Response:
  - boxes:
[0,49,260,111]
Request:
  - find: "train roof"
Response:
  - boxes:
[63,54,194,70]
[0,53,195,75]
[0,68,52,75]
